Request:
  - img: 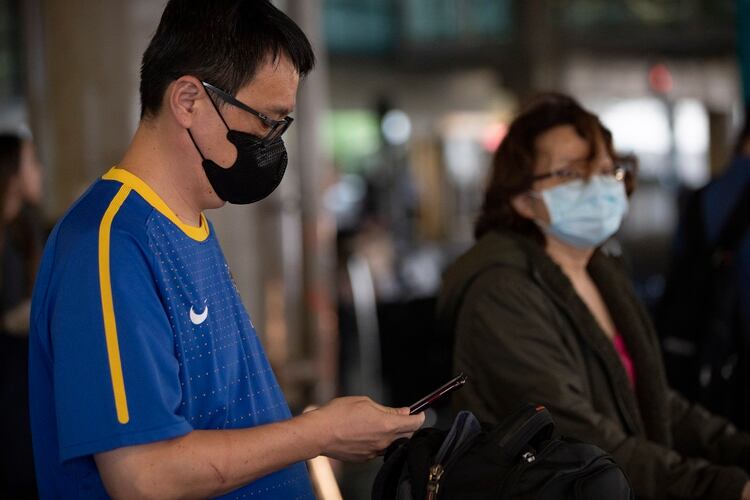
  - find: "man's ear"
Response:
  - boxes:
[168,76,204,128]
[510,192,538,221]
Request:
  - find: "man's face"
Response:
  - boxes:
[189,54,300,207]
[196,54,299,168]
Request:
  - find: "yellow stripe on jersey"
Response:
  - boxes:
[102,167,210,242]
[99,185,132,424]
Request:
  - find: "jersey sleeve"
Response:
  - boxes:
[52,219,192,462]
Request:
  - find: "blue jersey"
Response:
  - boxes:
[29,167,314,499]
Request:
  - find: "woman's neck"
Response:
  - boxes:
[544,235,594,276]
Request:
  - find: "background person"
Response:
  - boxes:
[657,110,750,430]
[0,133,44,499]
[437,93,750,500]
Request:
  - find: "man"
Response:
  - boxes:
[28,1,424,498]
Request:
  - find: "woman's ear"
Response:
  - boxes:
[168,76,204,128]
[510,192,538,221]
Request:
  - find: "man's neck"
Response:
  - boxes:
[118,120,204,227]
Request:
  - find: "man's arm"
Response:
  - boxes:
[95,396,425,500]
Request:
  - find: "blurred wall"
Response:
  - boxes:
[22,0,161,213]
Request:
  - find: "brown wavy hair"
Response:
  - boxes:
[474,93,637,242]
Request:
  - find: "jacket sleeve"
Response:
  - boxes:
[669,388,750,471]
[451,268,748,500]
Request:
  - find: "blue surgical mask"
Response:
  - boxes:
[533,175,629,248]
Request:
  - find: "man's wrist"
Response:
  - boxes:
[294,408,333,459]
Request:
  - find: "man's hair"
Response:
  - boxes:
[140,0,315,119]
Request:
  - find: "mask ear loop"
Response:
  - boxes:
[186,85,232,161]
[203,87,231,131]
[524,190,551,230]
[187,129,207,161]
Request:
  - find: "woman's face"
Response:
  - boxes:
[511,124,616,225]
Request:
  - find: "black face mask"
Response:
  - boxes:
[187,105,288,205]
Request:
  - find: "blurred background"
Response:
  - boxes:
[1,0,749,498]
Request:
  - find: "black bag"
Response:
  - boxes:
[372,405,633,500]
[655,183,750,428]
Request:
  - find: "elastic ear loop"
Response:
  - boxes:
[524,190,551,230]
[186,129,206,161]
[186,86,231,161]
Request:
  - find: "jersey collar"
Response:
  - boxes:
[102,167,210,242]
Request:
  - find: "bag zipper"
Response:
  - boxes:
[426,463,445,500]
[424,415,482,500]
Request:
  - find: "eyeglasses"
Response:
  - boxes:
[532,163,630,183]
[202,81,294,143]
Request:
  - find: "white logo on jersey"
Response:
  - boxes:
[189,302,208,325]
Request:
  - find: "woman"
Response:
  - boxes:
[0,133,44,498]
[437,94,750,499]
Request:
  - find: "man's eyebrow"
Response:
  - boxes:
[265,105,293,118]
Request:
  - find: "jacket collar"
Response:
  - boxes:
[488,230,671,444]
[587,253,671,445]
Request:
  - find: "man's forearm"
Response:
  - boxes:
[95,411,325,500]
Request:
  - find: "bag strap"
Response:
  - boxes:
[494,404,554,462]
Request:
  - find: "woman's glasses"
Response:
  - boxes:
[533,163,629,183]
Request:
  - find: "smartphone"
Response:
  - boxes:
[409,372,468,414]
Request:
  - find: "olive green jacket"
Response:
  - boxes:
[437,230,750,500]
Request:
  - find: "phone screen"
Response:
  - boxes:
[409,372,468,414]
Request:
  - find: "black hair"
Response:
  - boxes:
[140,0,315,119]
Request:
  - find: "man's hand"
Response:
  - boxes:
[303,396,425,462]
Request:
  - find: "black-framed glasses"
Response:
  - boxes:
[202,81,294,143]
[533,163,630,183]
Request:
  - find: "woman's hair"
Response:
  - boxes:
[0,134,22,212]
[474,93,637,241]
